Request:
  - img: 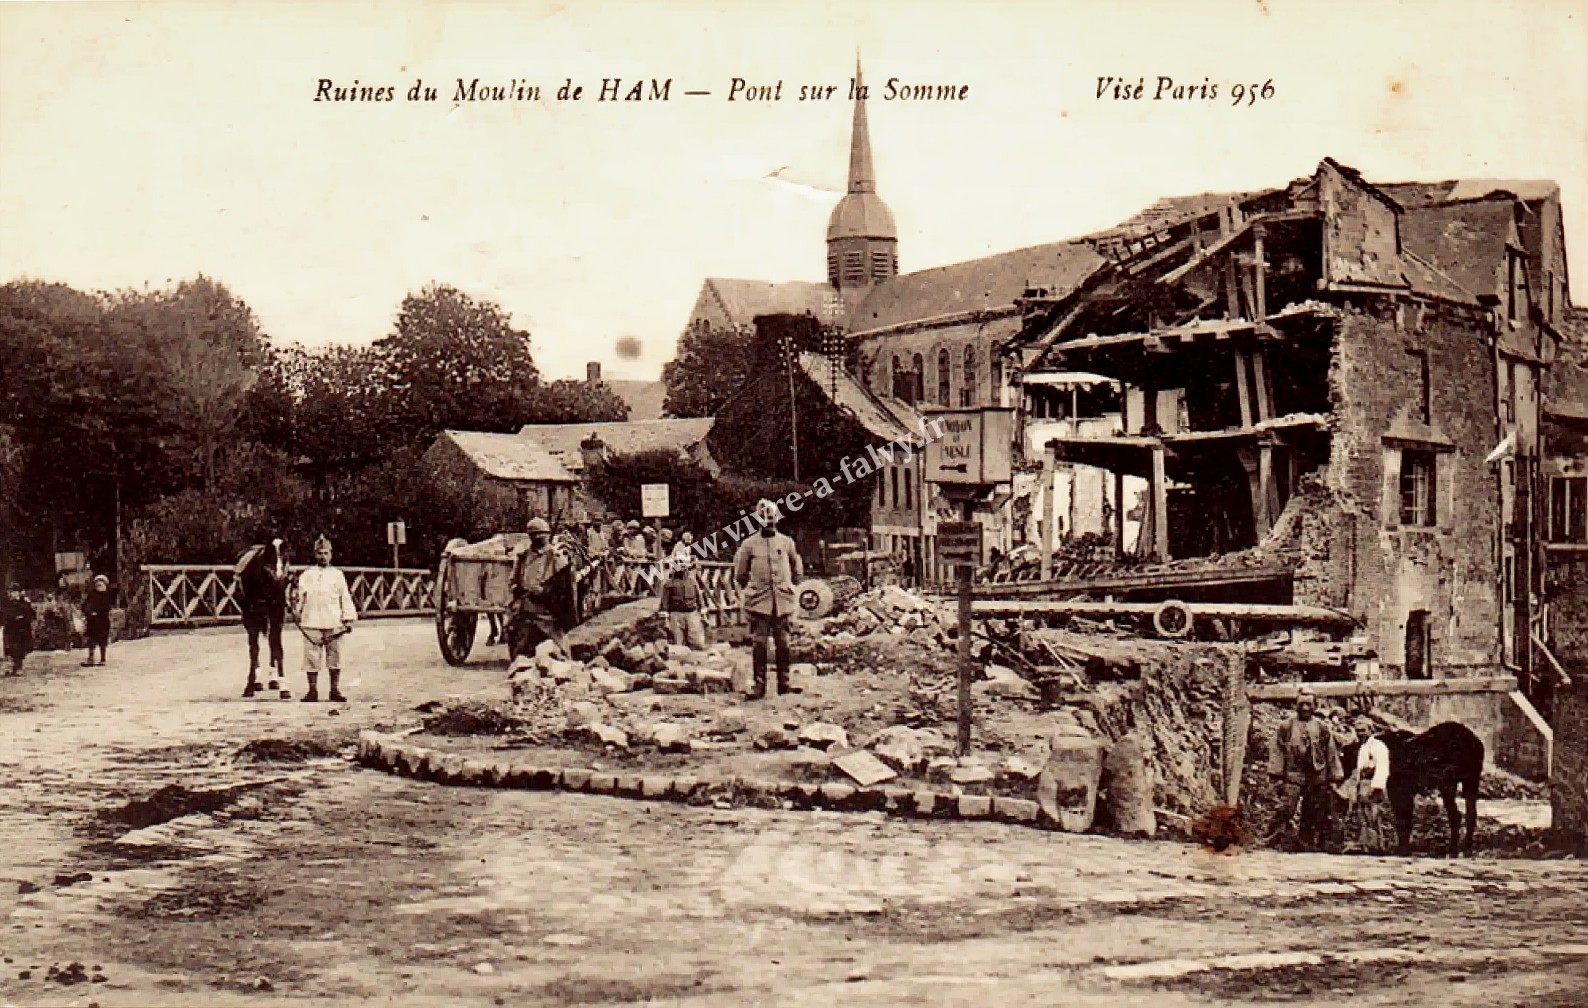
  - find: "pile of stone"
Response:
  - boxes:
[815,585,954,644]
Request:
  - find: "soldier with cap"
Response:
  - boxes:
[507,517,572,659]
[733,498,804,699]
[1266,685,1344,851]
[292,534,357,703]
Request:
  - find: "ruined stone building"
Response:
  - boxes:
[674,69,1582,730]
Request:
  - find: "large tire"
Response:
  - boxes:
[437,611,477,666]
[1151,600,1194,639]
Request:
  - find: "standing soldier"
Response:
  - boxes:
[81,574,113,667]
[507,517,571,659]
[733,499,804,700]
[2,586,34,676]
[292,535,357,703]
[1267,686,1344,851]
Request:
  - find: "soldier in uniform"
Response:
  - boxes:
[507,517,572,659]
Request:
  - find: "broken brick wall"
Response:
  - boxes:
[1552,681,1588,849]
[1324,301,1503,677]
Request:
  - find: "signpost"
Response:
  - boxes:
[924,407,1014,757]
[641,484,670,564]
[386,520,406,569]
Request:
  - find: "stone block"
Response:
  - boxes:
[798,722,850,750]
[992,797,1040,823]
[819,783,857,805]
[617,774,644,796]
[641,776,672,799]
[560,768,593,791]
[671,775,701,798]
[832,750,898,787]
[911,791,938,816]
[526,766,560,790]
[588,773,617,793]
[881,786,914,811]
[957,794,993,818]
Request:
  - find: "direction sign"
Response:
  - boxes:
[937,521,983,566]
[923,407,1016,485]
[386,521,406,546]
[640,483,671,518]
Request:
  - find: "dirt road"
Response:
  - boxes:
[1,620,1584,1007]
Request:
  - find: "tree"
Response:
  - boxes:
[527,378,630,425]
[662,319,760,418]
[102,276,268,491]
[376,283,542,442]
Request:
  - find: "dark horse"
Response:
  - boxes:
[1378,722,1484,857]
[236,538,290,698]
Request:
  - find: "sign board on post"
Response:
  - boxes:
[923,407,1016,485]
[640,483,670,519]
[936,521,983,567]
[386,521,406,546]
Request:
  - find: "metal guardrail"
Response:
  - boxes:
[141,564,435,628]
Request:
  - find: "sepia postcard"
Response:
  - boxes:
[1,1,1585,1005]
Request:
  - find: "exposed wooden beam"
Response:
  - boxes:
[1248,677,1518,701]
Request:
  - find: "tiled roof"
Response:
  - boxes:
[1400,199,1513,301]
[1381,179,1559,207]
[440,430,578,483]
[850,241,1106,332]
[517,418,716,473]
[701,278,836,330]
[796,352,919,442]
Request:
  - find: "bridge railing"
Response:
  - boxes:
[141,564,435,629]
[600,556,746,628]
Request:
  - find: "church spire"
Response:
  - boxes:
[847,55,876,196]
[826,50,897,300]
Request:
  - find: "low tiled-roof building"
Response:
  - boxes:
[423,430,581,529]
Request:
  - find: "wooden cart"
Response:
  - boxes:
[434,534,525,666]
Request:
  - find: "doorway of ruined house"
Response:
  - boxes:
[1405,609,1432,679]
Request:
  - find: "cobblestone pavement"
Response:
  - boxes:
[1,620,1585,1007]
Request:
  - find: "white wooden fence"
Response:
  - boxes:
[141,564,435,628]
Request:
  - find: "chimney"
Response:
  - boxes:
[586,361,602,383]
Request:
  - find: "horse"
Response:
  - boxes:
[1374,722,1485,858]
[236,538,290,698]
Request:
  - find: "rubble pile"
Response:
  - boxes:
[813,585,955,646]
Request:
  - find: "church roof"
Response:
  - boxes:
[849,241,1107,332]
[517,418,716,473]
[698,277,835,330]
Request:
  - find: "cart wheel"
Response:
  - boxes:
[796,579,835,620]
[437,611,478,666]
[1152,600,1194,639]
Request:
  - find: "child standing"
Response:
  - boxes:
[660,547,708,651]
[81,574,113,666]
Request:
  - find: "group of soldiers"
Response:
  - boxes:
[1267,686,1397,854]
[507,498,806,700]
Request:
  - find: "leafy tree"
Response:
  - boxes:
[527,378,630,425]
[662,319,759,418]
[376,283,542,442]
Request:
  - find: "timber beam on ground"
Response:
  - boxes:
[971,599,1354,629]
[971,564,1294,600]
[1247,676,1518,701]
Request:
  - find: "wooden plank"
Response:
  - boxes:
[970,600,1355,625]
[1150,444,1169,562]
[1040,444,1057,581]
[1247,677,1519,701]
[974,564,1293,598]
[1252,349,1274,421]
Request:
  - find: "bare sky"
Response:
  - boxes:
[2,0,1584,381]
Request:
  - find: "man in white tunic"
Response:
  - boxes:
[293,535,357,703]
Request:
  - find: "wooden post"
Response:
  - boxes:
[1234,351,1254,428]
[1149,444,1169,561]
[1252,349,1274,422]
[1114,470,1126,558]
[956,496,977,757]
[1252,223,1268,321]
[1040,443,1057,581]
[1256,441,1276,537]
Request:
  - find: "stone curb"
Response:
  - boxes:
[356,731,1060,832]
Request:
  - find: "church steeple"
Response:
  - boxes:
[827,55,897,303]
[847,58,877,196]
